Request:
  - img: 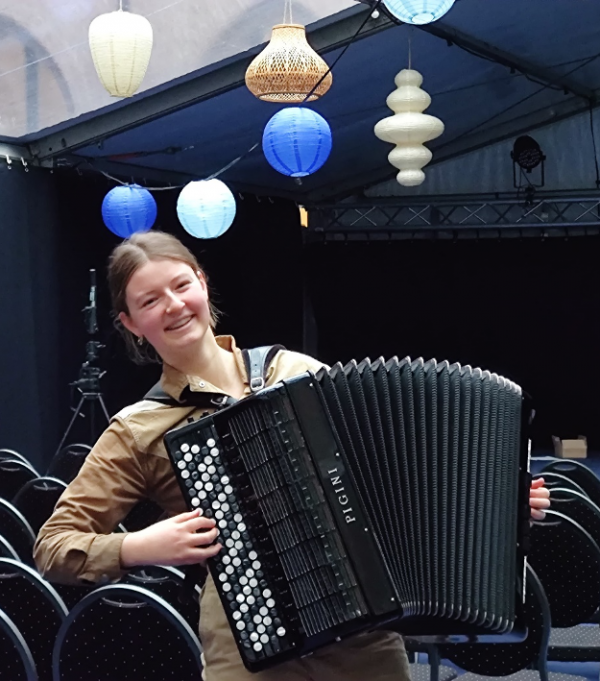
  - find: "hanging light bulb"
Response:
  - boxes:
[383,0,456,25]
[374,69,444,187]
[245,24,332,103]
[89,7,153,97]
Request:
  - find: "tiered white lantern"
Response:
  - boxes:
[89,10,153,98]
[374,69,444,187]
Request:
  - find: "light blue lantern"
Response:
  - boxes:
[262,107,332,178]
[176,179,236,239]
[101,184,157,238]
[383,0,455,24]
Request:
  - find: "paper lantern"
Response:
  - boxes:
[102,184,157,238]
[176,180,236,239]
[383,0,455,24]
[263,108,332,178]
[89,10,153,97]
[245,24,332,103]
[374,69,444,187]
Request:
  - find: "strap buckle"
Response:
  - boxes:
[250,377,265,391]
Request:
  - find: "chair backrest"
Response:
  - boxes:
[541,460,600,508]
[440,564,550,676]
[0,607,38,681]
[53,584,203,681]
[533,472,588,497]
[0,460,39,503]
[121,499,165,532]
[529,509,600,627]
[0,499,36,565]
[0,559,67,681]
[123,566,201,631]
[0,449,31,466]
[46,444,91,485]
[548,488,600,550]
[13,478,68,536]
[0,534,20,560]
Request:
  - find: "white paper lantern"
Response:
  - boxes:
[89,10,153,98]
[374,69,444,187]
[176,179,237,239]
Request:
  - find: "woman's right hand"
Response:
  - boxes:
[120,509,222,569]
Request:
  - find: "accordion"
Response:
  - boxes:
[164,357,532,672]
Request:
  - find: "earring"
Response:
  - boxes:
[137,336,144,346]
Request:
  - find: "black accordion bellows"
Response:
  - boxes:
[164,357,530,672]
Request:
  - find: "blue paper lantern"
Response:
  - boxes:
[176,179,236,239]
[101,184,157,238]
[262,107,332,178]
[383,0,455,24]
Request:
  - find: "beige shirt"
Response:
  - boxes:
[34,336,408,681]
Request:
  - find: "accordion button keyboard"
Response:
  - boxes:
[170,428,297,666]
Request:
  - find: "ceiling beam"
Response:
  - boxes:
[306,92,600,203]
[417,24,595,102]
[356,0,595,101]
[28,7,393,163]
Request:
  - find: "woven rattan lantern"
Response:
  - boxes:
[89,9,153,98]
[245,24,332,103]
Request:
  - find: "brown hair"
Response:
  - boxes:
[107,230,220,363]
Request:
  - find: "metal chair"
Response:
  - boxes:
[533,472,588,497]
[541,460,600,510]
[0,460,39,502]
[0,558,68,681]
[0,498,36,565]
[53,584,203,681]
[0,607,38,680]
[528,509,600,627]
[122,565,201,632]
[13,477,67,535]
[0,534,19,560]
[45,443,90,485]
[0,448,31,466]
[440,564,587,681]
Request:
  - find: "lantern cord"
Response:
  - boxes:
[303,0,382,102]
[283,0,293,24]
[83,140,261,190]
[119,0,123,10]
[408,28,412,70]
[208,143,260,180]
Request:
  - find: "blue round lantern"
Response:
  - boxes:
[176,179,236,239]
[383,0,455,24]
[262,107,332,178]
[101,184,157,238]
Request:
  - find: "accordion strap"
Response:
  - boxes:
[243,345,285,393]
[144,345,284,406]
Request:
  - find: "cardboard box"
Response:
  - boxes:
[552,435,588,459]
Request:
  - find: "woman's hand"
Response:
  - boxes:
[530,477,551,521]
[120,509,222,569]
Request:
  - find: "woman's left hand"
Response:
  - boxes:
[530,477,551,520]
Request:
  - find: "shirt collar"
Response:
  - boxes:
[160,335,249,402]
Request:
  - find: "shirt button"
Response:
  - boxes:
[199,381,205,388]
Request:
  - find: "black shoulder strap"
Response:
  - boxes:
[144,345,285,406]
[242,345,285,393]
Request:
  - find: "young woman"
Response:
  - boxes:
[34,230,549,681]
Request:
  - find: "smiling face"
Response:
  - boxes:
[119,258,212,363]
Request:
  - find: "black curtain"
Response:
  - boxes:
[305,237,600,453]
[0,166,60,469]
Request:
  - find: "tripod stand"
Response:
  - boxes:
[55,268,110,458]
[55,340,110,457]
